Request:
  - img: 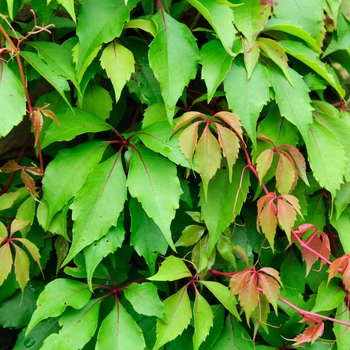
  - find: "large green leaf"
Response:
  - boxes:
[233,0,271,47]
[280,40,345,98]
[124,282,165,319]
[153,286,192,350]
[40,299,100,350]
[50,0,76,22]
[333,301,350,350]
[26,279,91,334]
[312,280,346,313]
[225,58,270,147]
[42,141,108,229]
[129,198,168,274]
[96,301,146,349]
[193,290,214,350]
[199,160,250,256]
[272,0,326,47]
[28,41,80,94]
[187,0,236,55]
[149,11,200,121]
[63,154,126,265]
[100,41,135,103]
[41,108,111,149]
[267,64,313,140]
[305,118,346,198]
[76,0,138,80]
[200,40,234,102]
[127,146,182,250]
[20,51,70,107]
[0,61,26,137]
[84,220,125,290]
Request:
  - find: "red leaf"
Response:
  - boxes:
[1,160,21,173]
[33,109,43,147]
[292,321,324,346]
[20,170,38,197]
[41,109,59,124]
[342,262,350,292]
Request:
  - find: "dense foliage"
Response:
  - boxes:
[1,0,350,349]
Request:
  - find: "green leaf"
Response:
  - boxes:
[195,126,222,199]
[76,0,138,80]
[42,141,108,229]
[124,18,157,36]
[100,41,135,102]
[200,40,233,102]
[51,0,76,22]
[153,286,192,350]
[130,198,168,274]
[272,0,326,47]
[201,281,240,320]
[330,210,350,254]
[312,280,346,313]
[41,108,111,149]
[0,192,20,211]
[211,315,254,349]
[0,61,26,137]
[267,64,313,139]
[96,301,146,350]
[333,301,350,350]
[305,118,346,198]
[187,0,236,55]
[193,290,214,350]
[127,146,182,250]
[149,11,200,121]
[124,282,165,319]
[63,154,126,265]
[28,41,80,94]
[0,281,44,329]
[40,299,100,350]
[148,255,192,281]
[14,238,42,273]
[175,225,206,247]
[264,19,321,53]
[225,59,270,147]
[276,153,296,194]
[280,40,345,98]
[0,244,13,287]
[13,245,30,293]
[0,222,7,238]
[26,279,91,335]
[16,196,36,237]
[233,0,271,47]
[84,221,125,290]
[20,51,70,107]
[335,182,350,218]
[199,160,250,256]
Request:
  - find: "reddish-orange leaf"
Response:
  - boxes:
[24,166,42,177]
[0,243,13,286]
[258,273,280,312]
[275,153,296,194]
[20,171,38,197]
[213,111,243,139]
[238,275,259,322]
[280,194,303,218]
[1,160,21,173]
[256,133,276,147]
[230,268,252,295]
[194,126,222,199]
[256,148,274,183]
[277,198,296,243]
[259,267,282,286]
[178,121,200,166]
[292,224,315,242]
[281,144,309,185]
[172,111,206,134]
[292,321,324,346]
[328,255,349,285]
[33,109,44,147]
[342,261,350,292]
[41,109,59,124]
[257,193,276,219]
[259,201,277,249]
[303,231,330,276]
[216,124,240,182]
[14,245,30,293]
[300,314,321,324]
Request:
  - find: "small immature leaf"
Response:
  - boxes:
[0,244,13,286]
[258,198,277,249]
[96,302,146,350]
[13,245,30,293]
[193,290,214,350]
[100,41,135,102]
[153,286,191,350]
[292,321,324,346]
[275,153,296,194]
[0,61,26,138]
[148,256,191,281]
[149,11,200,121]
[194,126,222,199]
[256,148,274,183]
[26,279,91,334]
[124,282,165,319]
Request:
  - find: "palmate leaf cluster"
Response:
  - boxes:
[1,0,350,349]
